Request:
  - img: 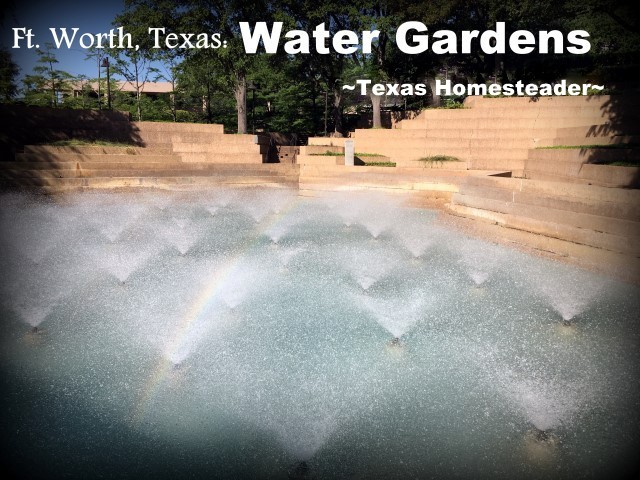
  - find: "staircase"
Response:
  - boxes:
[135,122,269,164]
[0,119,298,192]
[450,175,640,254]
[310,95,639,173]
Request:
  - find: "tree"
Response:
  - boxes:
[110,51,153,120]
[151,52,181,121]
[0,47,19,102]
[112,1,166,120]
[177,0,274,133]
[114,0,183,120]
[22,44,72,107]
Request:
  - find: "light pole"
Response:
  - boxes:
[101,57,111,110]
[97,54,101,110]
[323,89,328,137]
[247,81,259,134]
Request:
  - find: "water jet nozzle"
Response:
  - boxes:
[289,461,310,480]
[562,319,572,327]
[534,427,550,443]
[30,326,39,334]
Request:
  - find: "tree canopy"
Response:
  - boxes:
[2,0,638,135]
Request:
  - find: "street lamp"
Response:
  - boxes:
[97,55,101,110]
[323,89,328,137]
[247,80,259,134]
[101,57,111,110]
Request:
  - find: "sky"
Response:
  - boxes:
[1,0,128,81]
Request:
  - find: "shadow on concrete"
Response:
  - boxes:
[582,94,640,188]
[0,105,144,158]
[0,105,145,191]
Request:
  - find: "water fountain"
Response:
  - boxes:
[0,187,638,480]
[455,237,505,293]
[342,246,402,290]
[528,260,607,335]
[392,217,440,259]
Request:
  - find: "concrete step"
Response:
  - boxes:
[463,94,640,109]
[177,153,265,163]
[22,128,141,144]
[299,164,470,179]
[139,131,266,145]
[171,143,269,154]
[447,197,638,256]
[353,129,429,139]
[2,161,187,170]
[550,136,640,147]
[352,145,529,161]
[394,159,468,169]
[444,201,640,284]
[353,127,560,140]
[14,153,181,163]
[452,191,639,239]
[0,175,300,192]
[528,148,640,163]
[524,148,640,179]
[306,137,349,147]
[300,145,344,155]
[548,122,640,146]
[354,138,428,150]
[522,167,640,188]
[400,117,615,130]
[133,121,224,134]
[22,145,174,155]
[464,174,640,205]
[467,158,526,171]
[356,137,539,150]
[0,167,298,179]
[457,182,640,221]
[577,164,640,188]
[1,161,298,174]
[297,154,344,166]
[417,107,609,121]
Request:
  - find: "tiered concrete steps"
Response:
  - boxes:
[547,126,640,147]
[449,175,640,257]
[0,105,142,162]
[0,145,298,192]
[134,122,268,163]
[523,148,640,188]
[308,95,639,172]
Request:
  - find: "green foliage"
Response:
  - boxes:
[362,161,396,167]
[309,151,343,156]
[438,95,466,109]
[0,47,19,102]
[22,44,73,107]
[418,155,461,162]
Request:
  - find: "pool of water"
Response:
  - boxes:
[0,188,638,479]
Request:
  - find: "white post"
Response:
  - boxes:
[345,140,354,166]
